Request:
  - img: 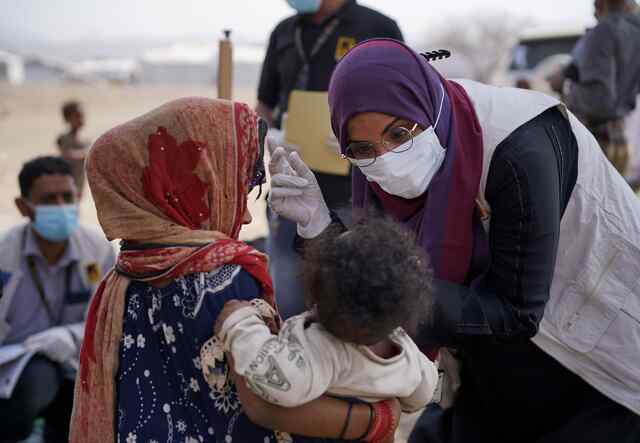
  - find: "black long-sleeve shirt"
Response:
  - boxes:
[418,107,578,347]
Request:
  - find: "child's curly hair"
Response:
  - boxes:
[301,217,433,344]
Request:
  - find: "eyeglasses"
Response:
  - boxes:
[342,120,419,167]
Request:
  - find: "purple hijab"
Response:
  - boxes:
[328,38,488,286]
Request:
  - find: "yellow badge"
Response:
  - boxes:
[335,37,357,61]
[85,263,101,285]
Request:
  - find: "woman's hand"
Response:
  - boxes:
[231,365,274,427]
[268,147,331,239]
[232,362,403,441]
[214,300,252,336]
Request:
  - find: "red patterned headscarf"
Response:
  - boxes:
[70,98,275,443]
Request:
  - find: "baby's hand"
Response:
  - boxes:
[215,300,252,336]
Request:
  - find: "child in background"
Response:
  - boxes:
[56,100,89,197]
[212,218,438,440]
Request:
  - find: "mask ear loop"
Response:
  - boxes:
[419,49,450,131]
[433,83,445,130]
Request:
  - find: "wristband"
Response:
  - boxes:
[378,401,397,443]
[339,401,354,439]
[356,403,374,441]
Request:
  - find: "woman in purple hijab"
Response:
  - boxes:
[268,38,640,442]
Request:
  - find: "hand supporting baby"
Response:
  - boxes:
[214,299,252,337]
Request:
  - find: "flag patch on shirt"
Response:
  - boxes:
[85,263,101,284]
[335,37,357,61]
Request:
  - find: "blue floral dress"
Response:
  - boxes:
[116,264,343,443]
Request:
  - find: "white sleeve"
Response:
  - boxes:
[100,244,116,277]
[66,322,85,347]
[398,353,439,413]
[219,309,345,407]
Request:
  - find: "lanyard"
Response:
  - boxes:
[293,16,341,90]
[26,256,74,326]
[22,228,75,326]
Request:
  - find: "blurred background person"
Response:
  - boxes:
[550,0,640,175]
[625,0,640,191]
[0,156,115,443]
[56,101,89,198]
[515,77,533,89]
[256,0,404,319]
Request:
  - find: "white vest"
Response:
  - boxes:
[455,79,640,415]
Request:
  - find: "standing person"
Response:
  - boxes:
[269,38,640,442]
[562,0,640,174]
[56,101,90,198]
[257,0,403,318]
[627,95,640,191]
[70,97,401,443]
[0,156,115,443]
[624,0,640,190]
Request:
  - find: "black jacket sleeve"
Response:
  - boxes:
[417,108,578,347]
[380,18,404,42]
[257,29,281,109]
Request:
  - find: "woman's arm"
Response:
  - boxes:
[217,301,338,407]
[417,109,578,347]
[294,211,348,253]
[233,369,401,441]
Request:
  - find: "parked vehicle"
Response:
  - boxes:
[492,24,586,93]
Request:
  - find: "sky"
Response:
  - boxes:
[3,0,596,47]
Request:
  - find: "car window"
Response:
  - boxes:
[509,35,581,71]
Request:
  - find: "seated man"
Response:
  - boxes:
[0,156,115,443]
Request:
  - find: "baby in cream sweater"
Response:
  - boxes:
[213,218,438,412]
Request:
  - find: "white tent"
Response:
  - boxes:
[0,50,25,85]
[140,42,215,85]
[139,41,266,86]
[65,58,140,83]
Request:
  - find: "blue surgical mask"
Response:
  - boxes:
[286,0,322,14]
[31,204,79,242]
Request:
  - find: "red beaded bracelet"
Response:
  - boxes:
[363,400,395,442]
[378,401,397,443]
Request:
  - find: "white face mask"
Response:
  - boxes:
[351,84,446,199]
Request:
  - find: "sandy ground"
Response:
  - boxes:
[0,83,267,241]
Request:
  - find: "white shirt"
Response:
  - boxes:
[219,307,438,411]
